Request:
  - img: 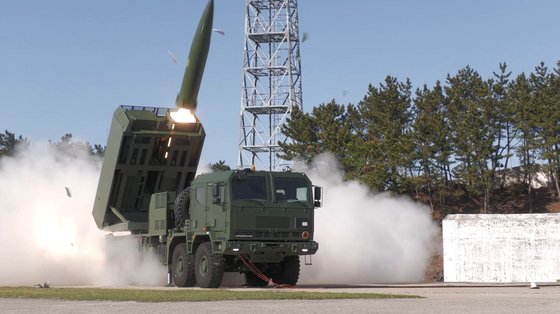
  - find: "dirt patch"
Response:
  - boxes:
[424,254,443,282]
[545,202,560,212]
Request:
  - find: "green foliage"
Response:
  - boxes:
[210,160,231,172]
[530,62,560,199]
[279,105,317,163]
[279,100,357,171]
[491,63,516,191]
[280,60,560,211]
[50,133,105,158]
[510,73,538,170]
[0,131,105,159]
[91,144,106,157]
[0,130,26,157]
[357,76,414,192]
[412,81,452,209]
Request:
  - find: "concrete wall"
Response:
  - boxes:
[443,214,560,282]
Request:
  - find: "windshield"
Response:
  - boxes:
[232,176,268,201]
[273,177,310,203]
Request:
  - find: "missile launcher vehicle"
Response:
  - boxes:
[92,0,322,288]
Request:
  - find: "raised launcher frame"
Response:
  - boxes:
[92,105,205,233]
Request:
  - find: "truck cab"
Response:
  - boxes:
[190,169,320,256]
[170,169,321,288]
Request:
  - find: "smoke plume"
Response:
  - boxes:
[299,154,440,284]
[0,142,166,286]
[0,143,438,287]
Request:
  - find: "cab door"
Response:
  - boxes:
[189,184,207,233]
[206,183,228,239]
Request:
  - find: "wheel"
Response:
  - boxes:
[270,256,300,286]
[245,271,269,287]
[172,243,195,287]
[195,242,224,288]
[174,187,191,227]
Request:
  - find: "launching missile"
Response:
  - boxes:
[175,0,214,112]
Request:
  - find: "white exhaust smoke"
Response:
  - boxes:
[299,154,440,284]
[0,142,166,286]
[0,143,438,286]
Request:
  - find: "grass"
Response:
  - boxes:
[0,287,419,303]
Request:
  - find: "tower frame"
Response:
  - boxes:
[238,0,303,170]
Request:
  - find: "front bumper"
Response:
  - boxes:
[221,240,319,263]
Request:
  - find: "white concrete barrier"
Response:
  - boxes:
[443,214,560,282]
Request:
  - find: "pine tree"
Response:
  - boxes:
[548,61,560,199]
[0,130,26,157]
[445,66,495,213]
[491,63,516,189]
[279,106,318,163]
[530,62,560,200]
[510,73,539,210]
[412,81,452,211]
[358,76,414,192]
[279,100,354,168]
[210,160,231,172]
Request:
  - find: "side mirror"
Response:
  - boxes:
[313,186,322,208]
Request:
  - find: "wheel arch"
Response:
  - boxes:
[167,236,186,265]
[192,234,211,254]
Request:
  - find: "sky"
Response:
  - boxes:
[1,0,560,168]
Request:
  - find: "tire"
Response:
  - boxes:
[245,271,269,287]
[172,243,196,287]
[195,242,224,288]
[174,187,191,227]
[270,256,300,286]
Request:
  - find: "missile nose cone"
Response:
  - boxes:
[176,0,214,112]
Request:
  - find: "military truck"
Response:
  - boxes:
[92,0,321,288]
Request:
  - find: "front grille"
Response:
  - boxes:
[235,230,302,239]
[256,216,289,229]
[254,231,302,238]
[234,231,254,238]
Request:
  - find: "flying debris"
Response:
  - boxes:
[167,50,178,64]
[530,282,540,289]
[302,31,309,43]
[35,282,50,288]
[212,28,225,36]
[65,187,72,198]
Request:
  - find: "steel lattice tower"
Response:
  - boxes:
[238,0,303,170]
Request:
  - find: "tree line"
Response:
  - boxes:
[1,130,230,172]
[280,62,560,214]
[0,131,105,158]
[3,62,559,214]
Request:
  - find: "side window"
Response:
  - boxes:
[219,184,225,203]
[296,187,308,201]
[195,187,206,205]
[232,176,267,200]
[211,183,226,206]
[273,177,309,203]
